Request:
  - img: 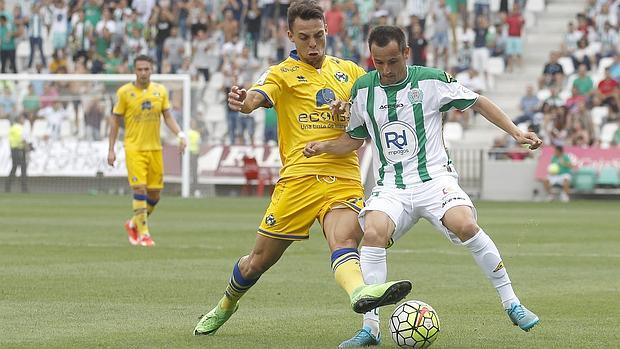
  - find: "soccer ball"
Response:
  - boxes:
[389,300,440,348]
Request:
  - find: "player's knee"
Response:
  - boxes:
[454,220,480,241]
[363,224,390,247]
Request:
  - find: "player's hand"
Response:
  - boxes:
[178,136,187,154]
[107,150,116,166]
[330,100,349,116]
[514,131,543,150]
[303,141,325,158]
[228,86,247,112]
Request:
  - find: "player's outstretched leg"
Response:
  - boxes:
[506,303,540,331]
[194,302,239,336]
[194,257,260,335]
[350,280,412,314]
[463,229,539,331]
[338,325,381,348]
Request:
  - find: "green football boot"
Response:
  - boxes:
[350,280,412,314]
[193,303,239,336]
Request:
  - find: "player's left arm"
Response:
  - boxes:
[473,95,543,150]
[162,109,187,153]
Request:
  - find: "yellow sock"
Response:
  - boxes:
[147,197,159,216]
[220,258,260,310]
[219,296,236,311]
[132,194,148,236]
[331,248,365,296]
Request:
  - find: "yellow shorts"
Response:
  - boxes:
[258,175,364,241]
[125,150,164,189]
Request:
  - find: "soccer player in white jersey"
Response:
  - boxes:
[304,26,542,347]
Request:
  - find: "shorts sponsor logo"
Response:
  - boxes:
[265,213,276,226]
[380,121,418,164]
[441,195,466,208]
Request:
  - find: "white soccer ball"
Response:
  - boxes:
[389,300,440,348]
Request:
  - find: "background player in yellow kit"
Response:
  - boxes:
[107,54,186,247]
[193,0,411,339]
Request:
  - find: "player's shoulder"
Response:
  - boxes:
[326,55,364,73]
[352,70,379,90]
[150,82,168,93]
[413,65,456,83]
[116,82,135,94]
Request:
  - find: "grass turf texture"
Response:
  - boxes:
[1,194,619,348]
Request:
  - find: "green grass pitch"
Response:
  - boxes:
[1,194,619,348]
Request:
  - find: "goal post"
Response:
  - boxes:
[0,73,192,197]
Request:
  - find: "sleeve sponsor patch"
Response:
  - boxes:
[256,69,270,86]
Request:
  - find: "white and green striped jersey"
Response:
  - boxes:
[346,66,478,188]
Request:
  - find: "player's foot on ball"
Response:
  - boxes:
[124,220,139,245]
[350,280,412,314]
[506,303,539,331]
[338,326,381,348]
[138,233,155,247]
[194,303,239,336]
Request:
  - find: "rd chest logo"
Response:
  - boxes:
[380,120,418,164]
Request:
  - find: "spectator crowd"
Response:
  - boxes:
[510,0,620,150]
[0,0,574,148]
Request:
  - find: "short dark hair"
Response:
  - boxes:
[134,54,154,66]
[368,25,407,52]
[287,0,325,31]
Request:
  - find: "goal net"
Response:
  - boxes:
[0,73,193,197]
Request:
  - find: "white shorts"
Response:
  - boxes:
[548,173,571,186]
[358,174,476,245]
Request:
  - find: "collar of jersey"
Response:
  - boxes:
[288,49,327,70]
[378,67,411,89]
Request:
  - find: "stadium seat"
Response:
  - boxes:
[31,119,48,139]
[590,106,609,131]
[596,166,620,188]
[485,57,505,89]
[558,57,575,76]
[600,122,619,148]
[0,119,9,138]
[597,57,614,77]
[572,167,597,192]
[526,0,545,12]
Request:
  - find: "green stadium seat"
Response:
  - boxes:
[596,166,620,188]
[572,167,597,191]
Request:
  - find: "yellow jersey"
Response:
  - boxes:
[113,82,171,151]
[250,50,366,180]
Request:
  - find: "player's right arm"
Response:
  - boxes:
[108,86,127,166]
[107,114,122,166]
[227,86,270,114]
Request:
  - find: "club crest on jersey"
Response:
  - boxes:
[334,71,348,82]
[380,120,419,164]
[265,214,276,226]
[316,88,336,107]
[408,88,423,104]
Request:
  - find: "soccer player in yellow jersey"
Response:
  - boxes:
[107,55,186,247]
[194,0,411,339]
